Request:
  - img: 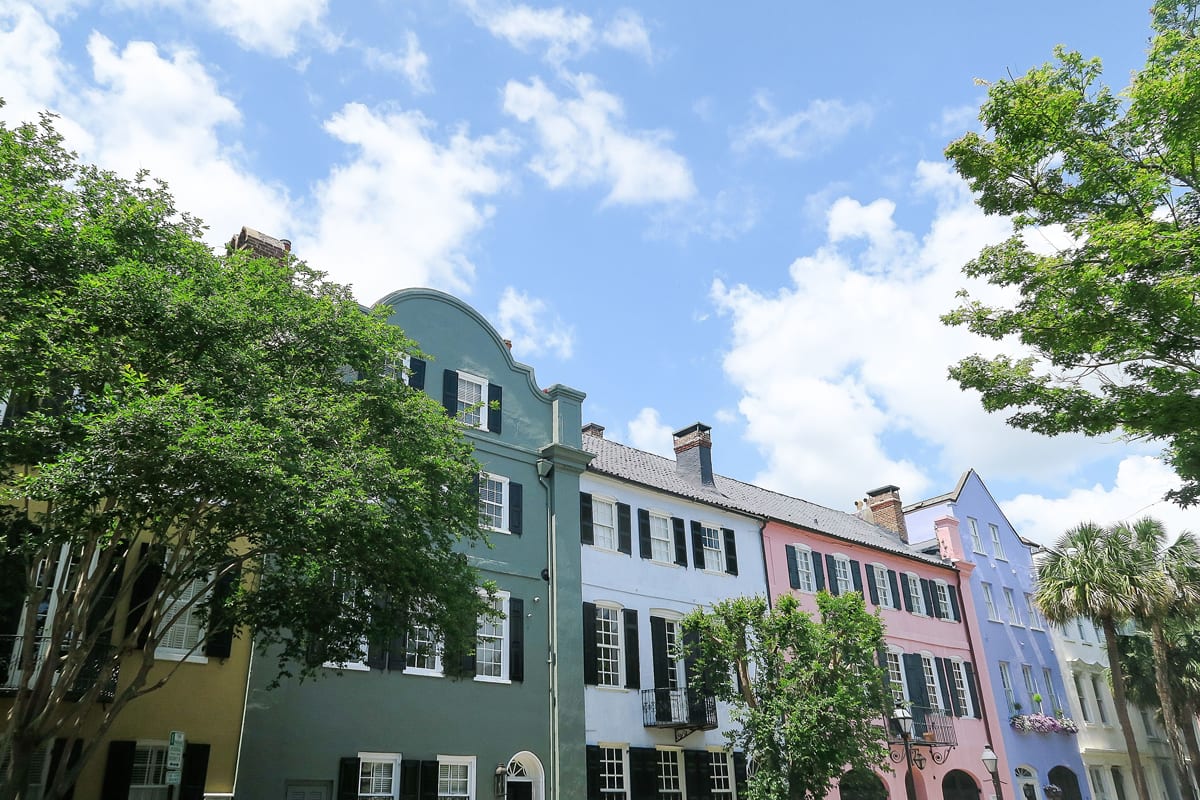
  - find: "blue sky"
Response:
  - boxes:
[1,0,1188,545]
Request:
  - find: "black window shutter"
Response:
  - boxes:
[47,739,81,800]
[888,570,902,610]
[337,757,361,800]
[948,584,961,621]
[733,752,748,797]
[509,597,524,682]
[508,482,523,535]
[0,547,24,637]
[902,654,930,732]
[623,608,640,689]
[811,551,825,590]
[400,760,421,800]
[650,616,669,689]
[617,503,632,555]
[900,574,913,612]
[582,602,598,685]
[964,661,982,718]
[920,578,936,617]
[419,760,439,800]
[638,509,652,560]
[685,749,713,800]
[100,740,136,800]
[691,522,704,569]
[487,383,502,433]
[722,529,738,575]
[368,619,390,670]
[127,543,164,648]
[866,565,880,605]
[785,546,801,589]
[939,658,964,717]
[586,746,601,800]
[179,743,211,800]
[824,554,839,596]
[934,658,954,714]
[205,564,240,659]
[408,358,426,390]
[672,518,688,567]
[849,559,863,593]
[630,748,658,799]
[441,369,458,416]
[580,493,594,545]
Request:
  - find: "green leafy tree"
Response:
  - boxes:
[680,592,890,800]
[942,2,1200,506]
[0,113,490,800]
[1034,522,1154,800]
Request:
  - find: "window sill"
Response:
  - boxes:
[325,661,371,672]
[594,685,631,693]
[484,527,513,536]
[701,569,730,577]
[474,675,512,685]
[649,559,683,568]
[404,668,444,678]
[155,650,209,665]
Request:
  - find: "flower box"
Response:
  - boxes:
[1009,712,1079,735]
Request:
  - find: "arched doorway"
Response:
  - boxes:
[840,768,888,800]
[1015,766,1039,800]
[943,770,981,800]
[1048,766,1083,800]
[505,751,545,800]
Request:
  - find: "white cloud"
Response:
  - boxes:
[495,287,574,359]
[0,1,69,125]
[300,103,512,303]
[934,103,981,138]
[733,91,873,159]
[625,407,675,458]
[647,186,759,242]
[502,73,694,205]
[712,160,1131,508]
[463,1,652,64]
[113,0,332,57]
[365,31,433,94]
[1003,457,1187,548]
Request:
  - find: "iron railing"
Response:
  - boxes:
[0,635,119,703]
[641,687,718,730]
[888,704,958,747]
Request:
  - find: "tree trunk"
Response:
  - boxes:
[1181,705,1200,800]
[1105,617,1152,800]
[1150,620,1194,800]
[0,731,37,800]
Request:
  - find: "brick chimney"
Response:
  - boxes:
[229,226,291,262]
[582,422,605,439]
[866,485,909,543]
[673,423,714,487]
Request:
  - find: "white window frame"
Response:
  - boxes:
[708,749,735,798]
[967,517,985,553]
[654,613,687,691]
[832,554,853,594]
[905,573,926,615]
[656,747,685,799]
[474,590,509,684]
[130,741,171,800]
[455,370,489,431]
[999,661,1016,710]
[1073,671,1093,723]
[982,583,1000,621]
[478,473,511,534]
[921,653,943,710]
[1090,767,1112,800]
[436,755,476,800]
[950,659,974,717]
[595,603,624,688]
[1023,664,1039,711]
[886,647,908,706]
[357,752,402,800]
[404,622,443,677]
[648,512,673,564]
[790,544,816,593]
[590,497,618,551]
[1025,594,1044,630]
[699,524,726,573]
[933,580,952,619]
[872,564,892,608]
[990,523,1007,559]
[1043,668,1062,715]
[1004,587,1022,626]
[1091,673,1111,724]
[598,743,629,800]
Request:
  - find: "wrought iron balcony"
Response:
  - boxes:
[641,688,718,742]
[888,704,958,748]
[0,635,119,704]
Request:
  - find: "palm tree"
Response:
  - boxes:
[1122,518,1200,800]
[1034,522,1152,800]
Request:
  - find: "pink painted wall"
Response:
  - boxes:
[761,520,1005,800]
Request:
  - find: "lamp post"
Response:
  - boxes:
[981,745,1003,800]
[892,703,926,800]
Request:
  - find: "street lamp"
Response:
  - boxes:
[981,745,1003,800]
[892,703,926,800]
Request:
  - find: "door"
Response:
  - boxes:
[286,781,331,800]
[507,782,533,800]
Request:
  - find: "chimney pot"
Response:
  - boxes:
[503,339,513,351]
[673,422,715,487]
[582,422,605,438]
[865,485,909,543]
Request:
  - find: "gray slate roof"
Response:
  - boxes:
[584,434,949,567]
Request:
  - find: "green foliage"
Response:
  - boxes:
[680,592,890,800]
[0,112,490,798]
[942,2,1200,505]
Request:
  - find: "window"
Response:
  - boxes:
[789,545,815,593]
[999,662,1015,710]
[1022,665,1039,711]
[885,651,907,705]
[478,474,510,533]
[700,525,725,572]
[596,606,623,687]
[905,573,925,615]
[1076,618,1090,642]
[968,518,985,552]
[663,618,685,690]
[982,583,999,621]
[1025,594,1044,630]
[921,654,942,710]
[1091,674,1110,723]
[872,565,892,607]
[933,581,952,619]
[1090,768,1111,800]
[130,744,169,800]
[1140,706,1158,738]
[657,749,684,799]
[405,624,442,676]
[949,660,974,717]
[475,591,509,682]
[157,571,209,660]
[1004,588,1021,626]
[1073,672,1093,723]
[1043,668,1061,714]
[358,753,401,800]
[438,756,475,800]
[832,555,853,594]
[649,514,673,563]
[599,746,627,799]
[455,371,488,430]
[1110,767,1128,800]
[990,523,1006,559]
[591,498,618,551]
[709,750,734,797]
